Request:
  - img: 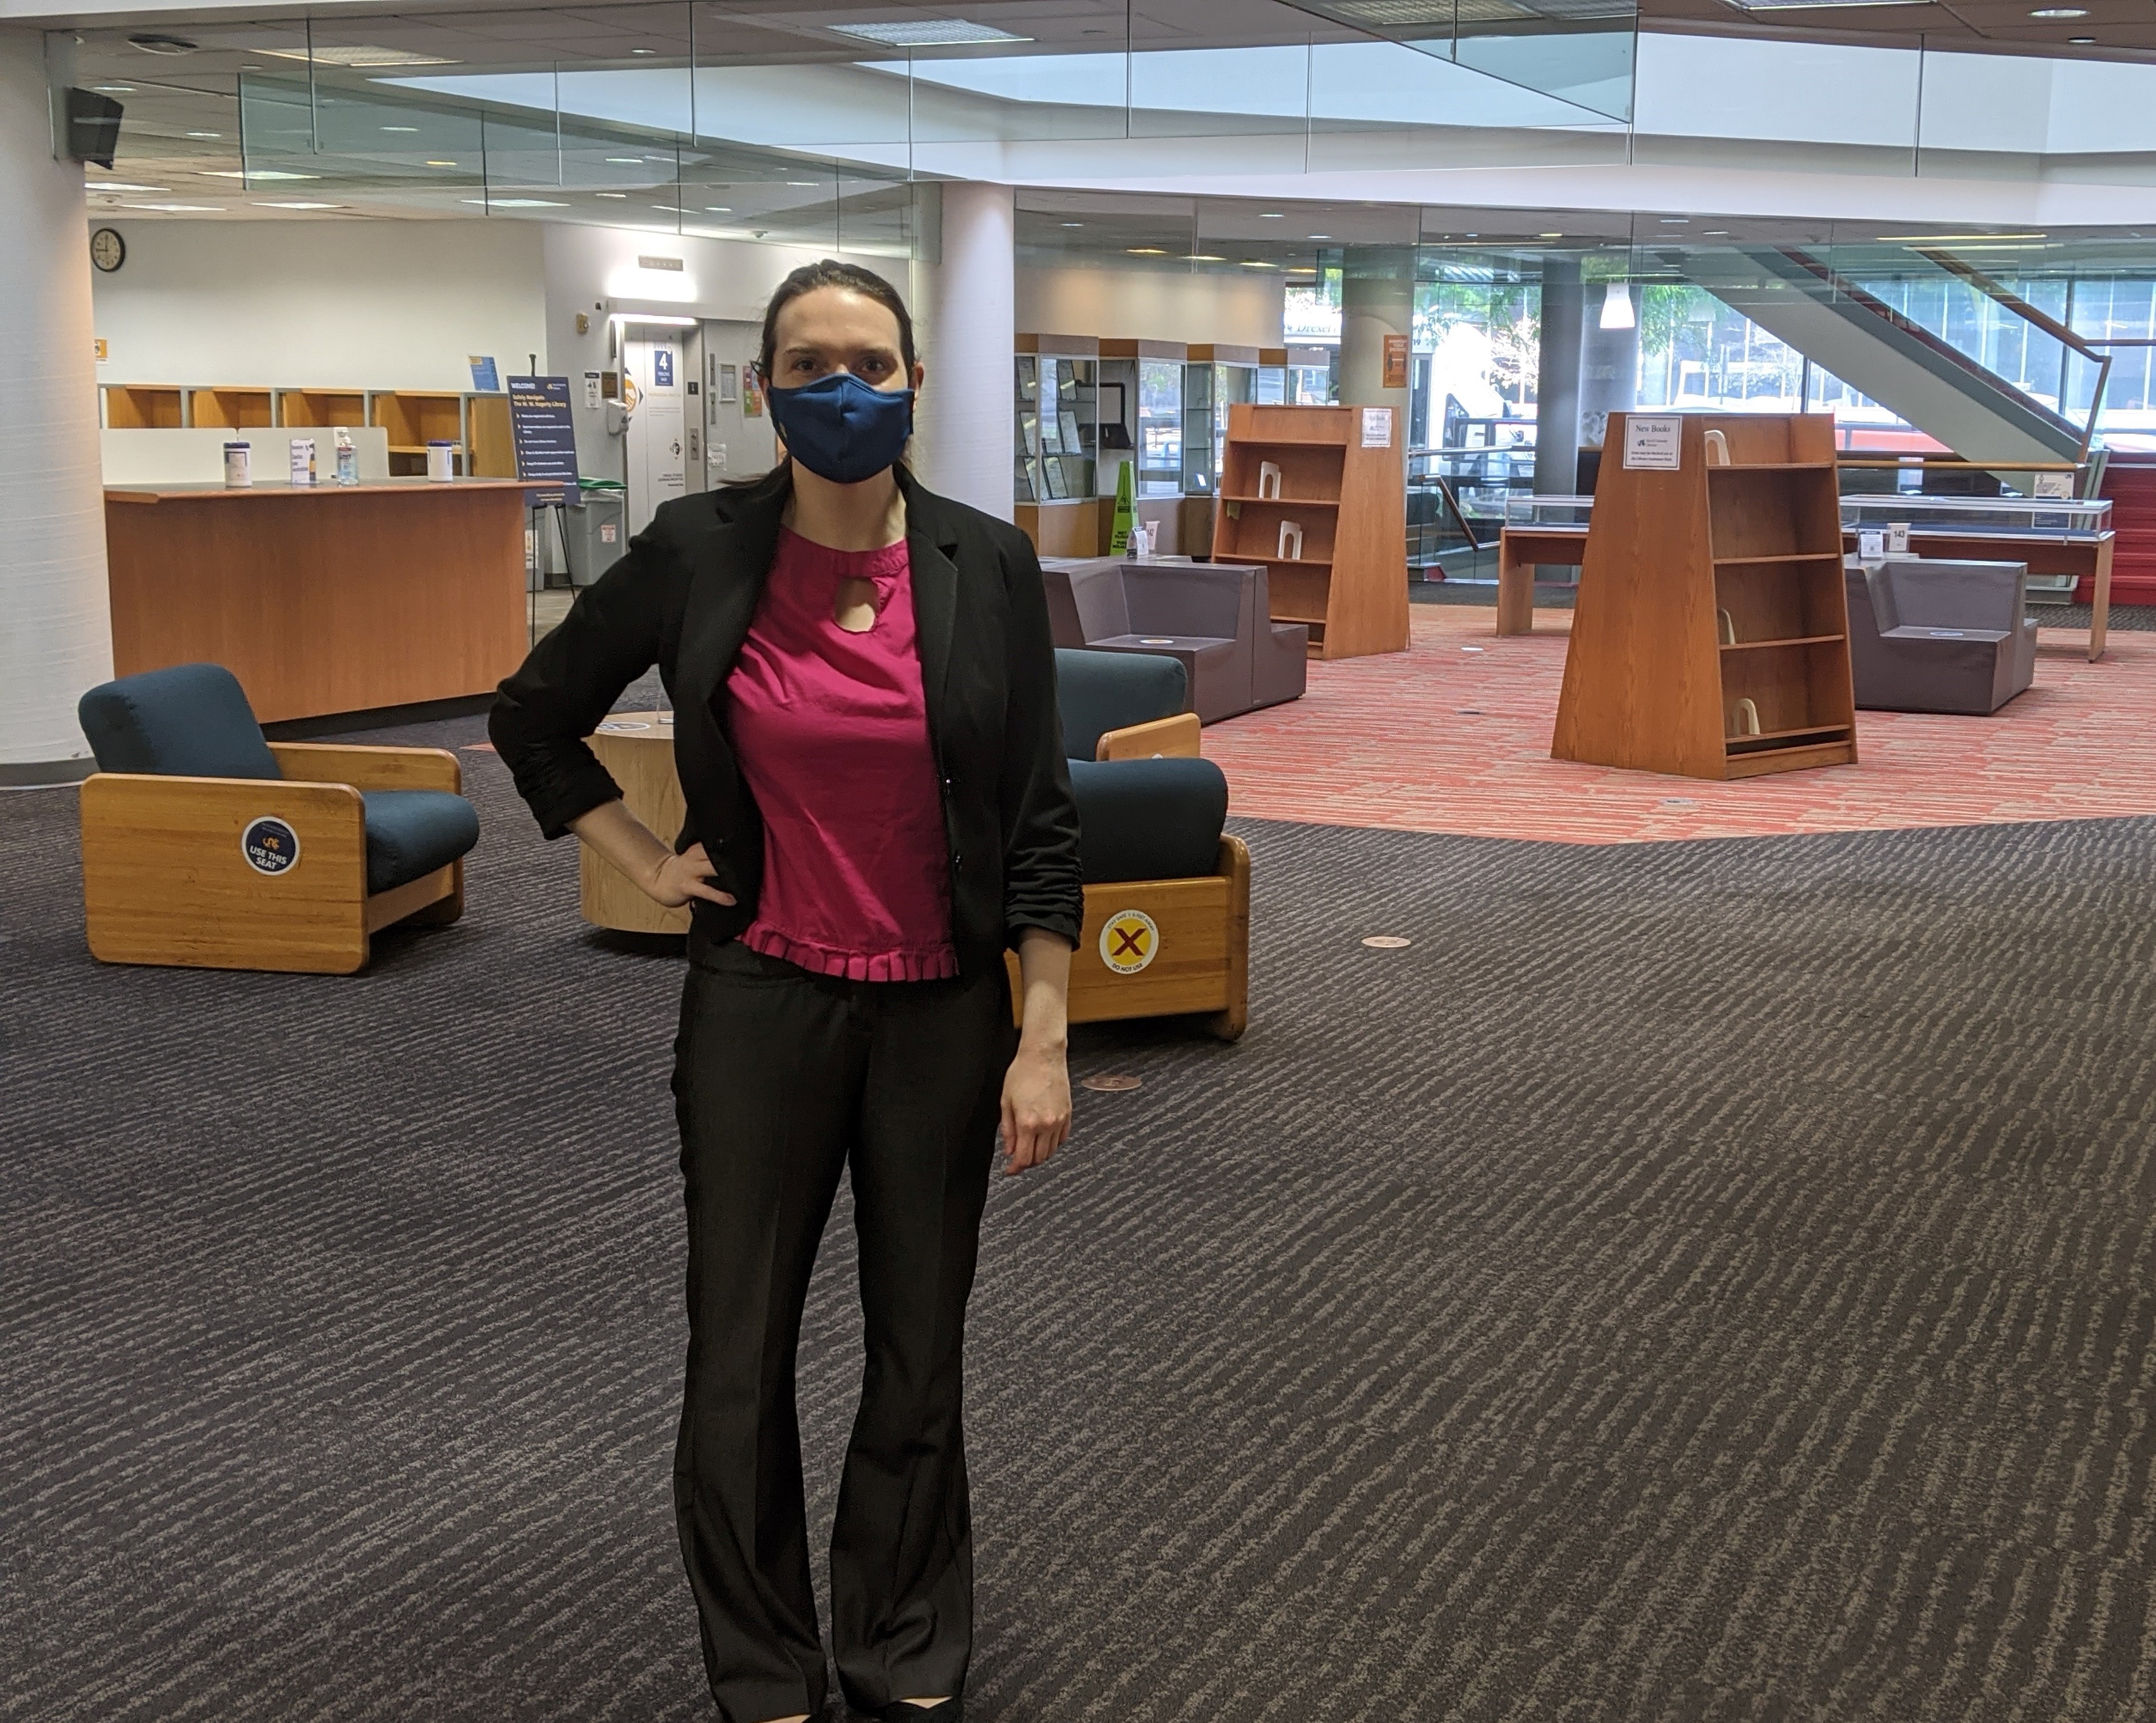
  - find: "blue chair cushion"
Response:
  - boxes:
[1054,648,1187,762]
[362,790,480,894]
[77,663,282,780]
[1067,757,1228,885]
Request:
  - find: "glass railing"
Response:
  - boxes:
[1777,243,2111,460]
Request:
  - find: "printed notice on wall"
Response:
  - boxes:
[1360,407,1393,449]
[1623,415,1682,470]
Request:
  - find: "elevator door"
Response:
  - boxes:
[624,334,687,535]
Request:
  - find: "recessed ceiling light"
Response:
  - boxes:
[1186,253,1225,262]
[381,125,420,133]
[254,45,456,67]
[425,160,458,167]
[463,196,569,207]
[200,169,319,180]
[2030,6,2087,15]
[1702,229,1731,236]
[1873,230,2045,241]
[1060,221,1083,227]
[705,205,731,212]
[128,33,197,54]
[630,47,656,55]
[184,131,222,140]
[605,157,643,164]
[120,202,223,211]
[596,191,627,198]
[1660,216,1689,224]
[255,200,346,210]
[786,180,819,187]
[1539,231,1563,238]
[92,84,135,93]
[1240,259,1275,267]
[651,204,679,211]
[88,182,167,192]
[1308,233,1331,239]
[1717,0,1928,9]
[830,18,1032,46]
[1259,211,1284,218]
[1126,246,1166,255]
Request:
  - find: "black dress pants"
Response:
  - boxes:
[669,939,1015,1723]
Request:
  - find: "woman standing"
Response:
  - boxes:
[491,259,1082,1723]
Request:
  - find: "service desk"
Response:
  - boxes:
[104,478,533,724]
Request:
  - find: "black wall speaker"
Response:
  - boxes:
[66,89,124,171]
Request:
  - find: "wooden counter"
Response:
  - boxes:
[105,478,534,723]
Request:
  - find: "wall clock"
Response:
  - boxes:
[90,227,126,273]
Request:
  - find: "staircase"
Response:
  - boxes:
[1680,243,2099,470]
[2097,459,2156,606]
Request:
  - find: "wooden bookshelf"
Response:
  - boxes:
[1552,411,1857,780]
[467,395,515,479]
[1211,403,1408,660]
[372,391,470,476]
[188,387,274,429]
[103,385,186,429]
[278,388,366,428]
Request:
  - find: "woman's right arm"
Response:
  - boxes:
[490,523,731,909]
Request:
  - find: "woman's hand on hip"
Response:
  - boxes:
[1000,1037,1071,1176]
[646,842,736,909]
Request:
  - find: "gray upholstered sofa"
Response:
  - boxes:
[1041,557,1307,724]
[1844,556,2038,716]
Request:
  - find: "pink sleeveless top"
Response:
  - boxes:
[723,526,957,982]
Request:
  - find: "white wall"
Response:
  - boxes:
[1017,263,1283,349]
[91,219,547,389]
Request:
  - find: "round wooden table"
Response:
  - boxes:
[580,711,689,933]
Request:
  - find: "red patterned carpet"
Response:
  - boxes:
[1203,605,2156,844]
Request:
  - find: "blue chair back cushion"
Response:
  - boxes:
[78,663,282,782]
[1053,647,1187,762]
[363,791,481,895]
[1067,757,1228,885]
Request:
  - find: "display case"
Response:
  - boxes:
[1503,493,1595,531]
[1014,339,1099,506]
[1838,493,2111,541]
[1180,345,1260,497]
[1113,344,1185,499]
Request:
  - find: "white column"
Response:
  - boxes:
[0,29,110,784]
[1338,246,1415,477]
[913,181,1014,522]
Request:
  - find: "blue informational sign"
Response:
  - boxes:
[468,354,500,392]
[507,375,581,507]
[654,348,675,387]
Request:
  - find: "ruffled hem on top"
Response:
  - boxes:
[742,921,959,983]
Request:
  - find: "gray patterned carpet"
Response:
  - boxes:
[8,720,2156,1722]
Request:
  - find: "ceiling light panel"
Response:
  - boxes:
[253,45,457,67]
[829,19,1032,47]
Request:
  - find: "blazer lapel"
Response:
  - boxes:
[675,470,787,721]
[901,470,962,743]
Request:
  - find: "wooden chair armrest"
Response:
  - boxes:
[269,742,463,794]
[84,772,366,892]
[1095,712,1202,762]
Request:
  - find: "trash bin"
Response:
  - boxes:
[564,485,629,587]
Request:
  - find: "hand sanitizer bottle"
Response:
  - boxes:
[333,427,358,487]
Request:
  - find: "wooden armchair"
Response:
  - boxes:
[78,664,479,975]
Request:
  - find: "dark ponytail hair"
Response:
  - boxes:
[756,258,918,384]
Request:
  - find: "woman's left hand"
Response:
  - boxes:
[1000,1037,1071,1175]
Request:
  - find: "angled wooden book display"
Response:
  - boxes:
[1211,403,1409,660]
[1553,411,1857,780]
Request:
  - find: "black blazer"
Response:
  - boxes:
[490,465,1083,975]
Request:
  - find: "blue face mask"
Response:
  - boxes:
[764,369,915,486]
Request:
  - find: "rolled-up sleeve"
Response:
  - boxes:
[995,530,1085,950]
[488,532,673,841]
